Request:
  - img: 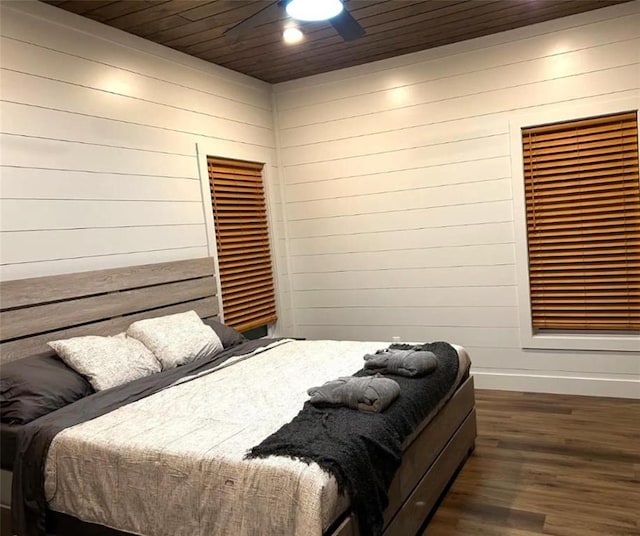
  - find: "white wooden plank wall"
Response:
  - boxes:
[274,2,640,397]
[0,1,293,333]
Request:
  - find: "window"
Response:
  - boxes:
[521,111,639,333]
[207,157,277,332]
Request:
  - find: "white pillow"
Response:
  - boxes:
[48,334,161,392]
[126,310,223,369]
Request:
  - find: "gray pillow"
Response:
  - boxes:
[0,351,94,424]
[201,317,247,348]
[48,334,161,392]
[127,310,223,369]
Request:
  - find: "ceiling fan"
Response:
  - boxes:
[224,0,366,42]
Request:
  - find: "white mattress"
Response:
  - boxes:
[43,339,469,536]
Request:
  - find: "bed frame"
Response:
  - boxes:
[0,257,476,536]
[332,376,475,536]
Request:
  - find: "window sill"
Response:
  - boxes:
[521,331,640,353]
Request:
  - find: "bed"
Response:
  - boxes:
[0,257,476,536]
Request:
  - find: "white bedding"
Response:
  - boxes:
[43,340,469,536]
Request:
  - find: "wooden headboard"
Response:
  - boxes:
[0,258,218,364]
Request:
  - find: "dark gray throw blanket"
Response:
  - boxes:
[11,339,279,536]
[363,348,438,377]
[308,375,400,412]
[246,341,460,536]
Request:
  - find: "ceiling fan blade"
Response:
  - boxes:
[224,1,283,40]
[330,6,365,42]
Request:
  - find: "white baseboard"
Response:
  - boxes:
[472,371,640,399]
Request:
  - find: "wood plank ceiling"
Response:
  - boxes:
[42,0,631,83]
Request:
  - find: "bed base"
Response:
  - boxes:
[29,377,475,536]
[0,258,476,536]
[330,376,476,536]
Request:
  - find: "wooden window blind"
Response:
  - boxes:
[207,157,277,332]
[522,111,639,331]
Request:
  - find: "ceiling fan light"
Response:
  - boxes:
[286,0,343,22]
[283,27,304,44]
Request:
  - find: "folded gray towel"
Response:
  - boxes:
[363,349,438,377]
[307,375,400,413]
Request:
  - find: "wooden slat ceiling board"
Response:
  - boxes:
[41,0,632,83]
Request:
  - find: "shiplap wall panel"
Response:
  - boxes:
[290,244,515,274]
[285,157,511,202]
[287,200,514,239]
[281,116,508,166]
[279,65,638,148]
[1,226,207,264]
[0,6,270,109]
[288,222,516,256]
[1,134,198,178]
[294,286,518,308]
[292,265,517,290]
[296,307,518,329]
[1,168,202,202]
[1,37,272,132]
[286,178,512,221]
[0,0,291,339]
[284,142,508,177]
[278,38,639,130]
[0,71,273,149]
[275,2,640,396]
[283,135,510,183]
[0,37,272,129]
[1,200,203,231]
[0,101,196,156]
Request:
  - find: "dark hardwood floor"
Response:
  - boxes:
[423,389,640,536]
